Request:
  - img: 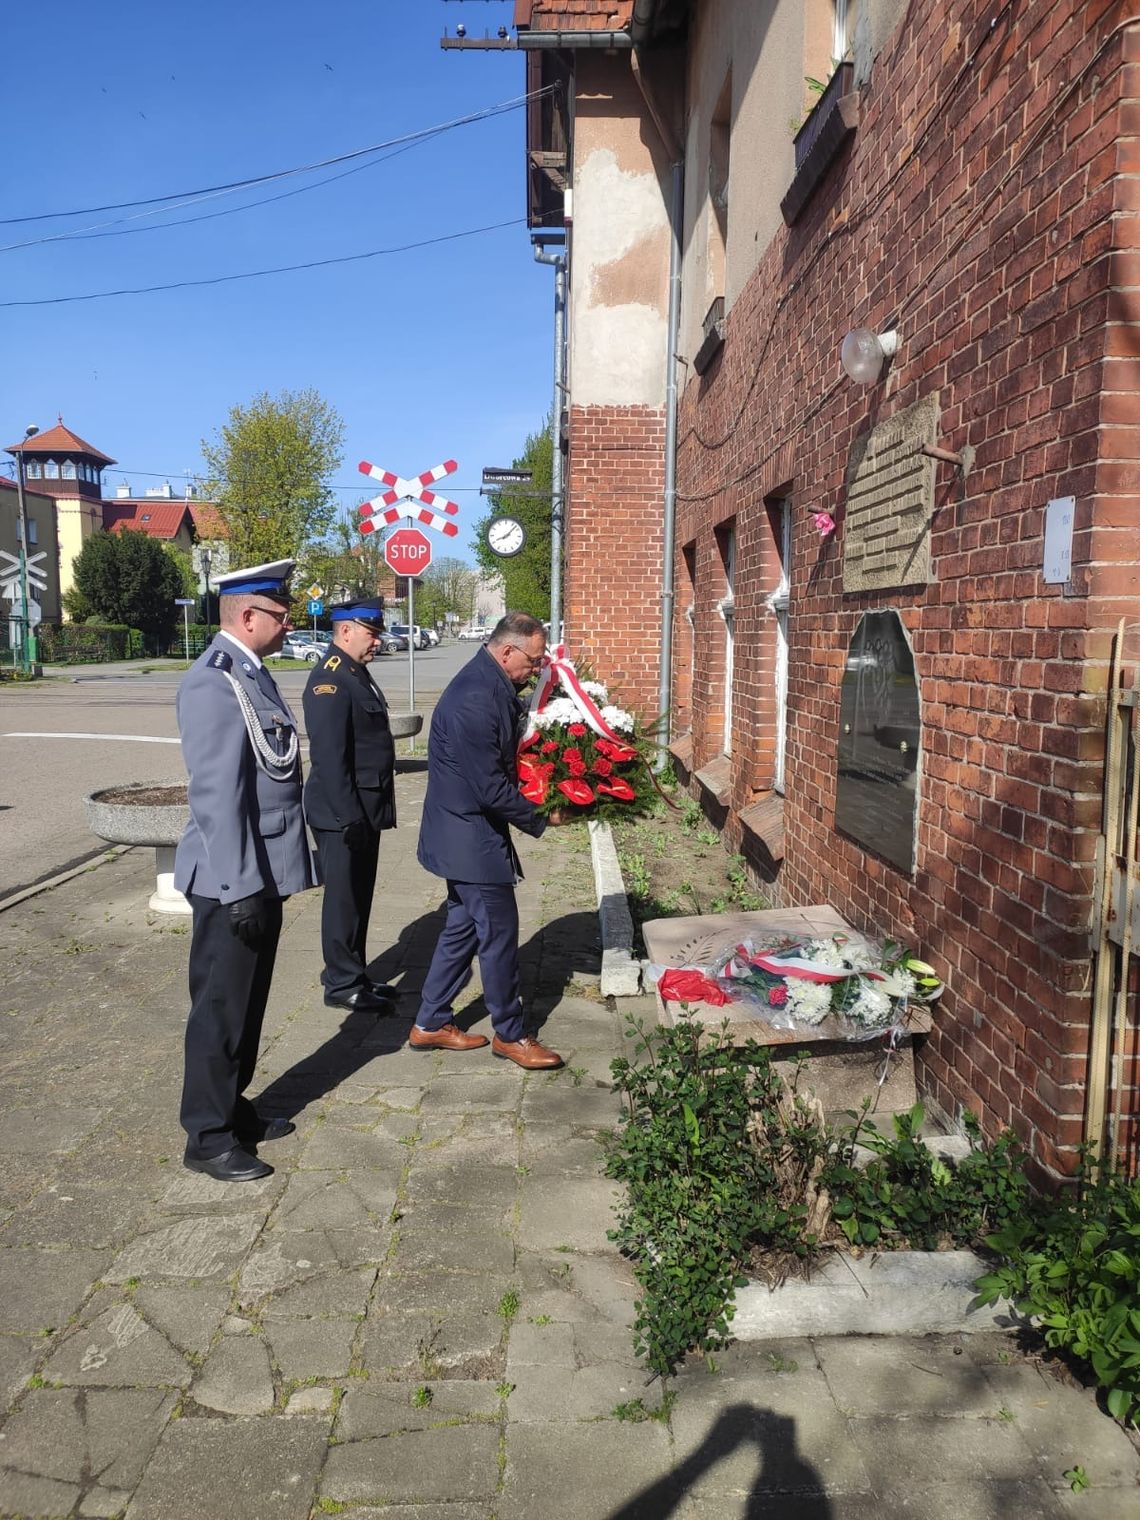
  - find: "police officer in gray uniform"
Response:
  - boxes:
[174,559,316,1182]
[302,598,399,1012]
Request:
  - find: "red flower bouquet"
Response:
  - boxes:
[516,661,653,821]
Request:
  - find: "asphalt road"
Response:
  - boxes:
[0,641,476,903]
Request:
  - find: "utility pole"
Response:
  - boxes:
[533,240,566,639]
[12,424,39,674]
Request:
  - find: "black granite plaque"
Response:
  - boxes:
[835,611,920,872]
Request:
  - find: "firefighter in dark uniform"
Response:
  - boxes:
[302,599,399,1012]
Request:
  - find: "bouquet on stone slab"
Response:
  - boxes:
[516,645,657,821]
[709,932,943,1039]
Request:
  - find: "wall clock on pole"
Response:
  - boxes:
[486,515,526,558]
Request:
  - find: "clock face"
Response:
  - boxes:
[487,515,526,558]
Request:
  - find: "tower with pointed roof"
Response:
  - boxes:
[6,418,116,600]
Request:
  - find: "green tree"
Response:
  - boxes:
[71,530,186,639]
[201,388,345,565]
[414,556,480,629]
[472,421,552,619]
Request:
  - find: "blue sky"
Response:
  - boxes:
[0,0,549,561]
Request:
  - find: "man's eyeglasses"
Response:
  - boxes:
[250,605,291,626]
[509,645,545,668]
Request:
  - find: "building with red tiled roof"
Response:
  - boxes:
[102,500,197,551]
[515,1,634,29]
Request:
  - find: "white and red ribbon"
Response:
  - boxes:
[520,644,624,748]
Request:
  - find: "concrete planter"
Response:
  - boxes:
[388,712,424,740]
[84,784,191,916]
[733,1248,1011,1340]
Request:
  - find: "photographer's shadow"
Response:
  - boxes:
[254,899,447,1118]
[609,1405,834,1520]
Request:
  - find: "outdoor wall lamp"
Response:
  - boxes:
[840,327,899,384]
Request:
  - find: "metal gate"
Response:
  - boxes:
[1088,620,1140,1173]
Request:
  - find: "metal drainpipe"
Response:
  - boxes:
[656,159,683,767]
[533,243,567,639]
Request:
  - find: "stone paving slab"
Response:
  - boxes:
[320,1423,502,1505]
[1,795,1139,1518]
[125,1414,330,1520]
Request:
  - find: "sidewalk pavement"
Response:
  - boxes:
[1,760,1138,1519]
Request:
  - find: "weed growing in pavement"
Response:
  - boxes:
[411,1385,433,1408]
[613,1390,676,1423]
[1063,1465,1089,1493]
[496,1381,515,1399]
[416,1323,445,1378]
[766,1352,799,1374]
[498,1289,520,1323]
[528,1314,552,1326]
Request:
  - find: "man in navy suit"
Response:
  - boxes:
[174,559,316,1182]
[411,612,563,1069]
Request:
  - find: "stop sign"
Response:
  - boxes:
[383,527,433,577]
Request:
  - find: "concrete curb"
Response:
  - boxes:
[733,1249,1013,1339]
[0,845,129,914]
[588,819,642,997]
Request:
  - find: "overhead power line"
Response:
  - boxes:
[0,219,526,308]
[0,87,554,230]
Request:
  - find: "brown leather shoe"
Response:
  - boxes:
[491,1035,564,1070]
[408,1022,489,1052]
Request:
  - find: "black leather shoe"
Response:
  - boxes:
[324,987,394,1013]
[183,1147,273,1183]
[237,1117,295,1144]
[367,981,401,1000]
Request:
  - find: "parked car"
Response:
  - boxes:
[390,624,431,651]
[377,631,405,654]
[275,634,323,663]
[423,627,441,647]
[458,626,487,642]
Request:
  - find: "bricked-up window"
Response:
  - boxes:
[706,71,731,315]
[715,523,736,757]
[767,500,792,794]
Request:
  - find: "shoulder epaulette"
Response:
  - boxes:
[323,654,342,671]
[208,649,233,672]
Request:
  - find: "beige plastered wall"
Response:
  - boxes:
[679,0,808,365]
[0,485,62,621]
[55,495,102,600]
[569,52,672,409]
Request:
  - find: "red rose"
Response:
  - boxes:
[562,747,583,765]
[541,740,558,754]
[557,778,595,806]
[596,778,636,802]
[568,722,587,736]
[592,757,614,776]
[567,760,587,778]
[768,985,789,1008]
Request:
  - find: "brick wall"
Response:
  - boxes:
[564,404,666,718]
[671,0,1139,1175]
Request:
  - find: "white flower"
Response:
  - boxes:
[600,704,635,734]
[785,979,832,1025]
[848,984,894,1027]
[536,697,579,726]
[878,968,917,1001]
[579,680,608,701]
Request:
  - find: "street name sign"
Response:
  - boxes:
[482,467,533,485]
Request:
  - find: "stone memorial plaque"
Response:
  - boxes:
[835,610,919,871]
[842,393,938,591]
